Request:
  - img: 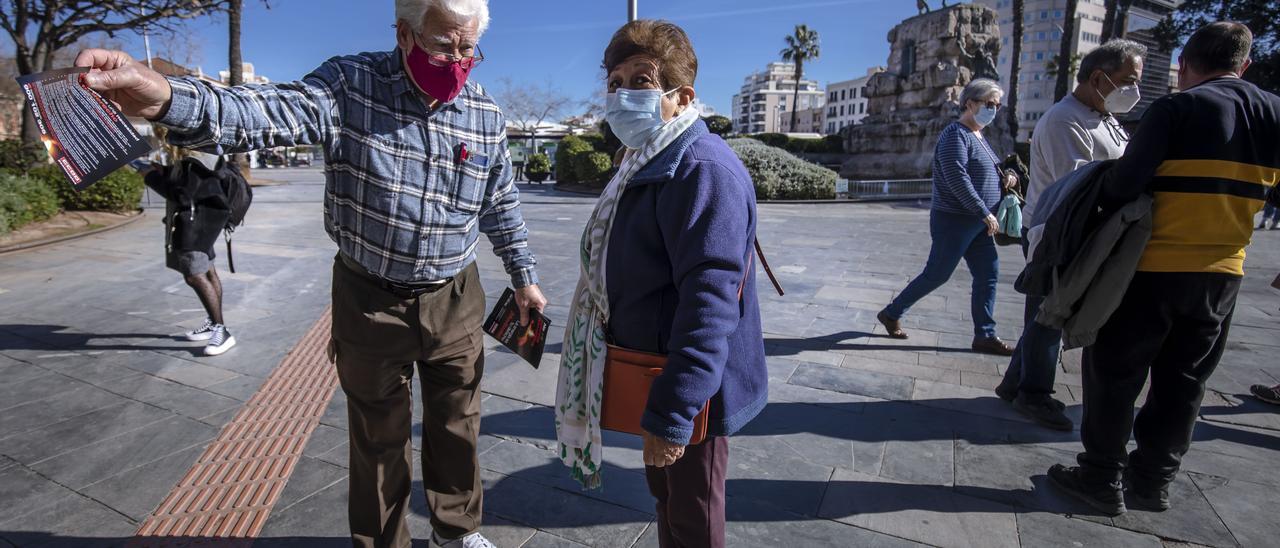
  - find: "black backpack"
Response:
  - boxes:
[145,157,253,273]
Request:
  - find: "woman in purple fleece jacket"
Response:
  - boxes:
[559,20,768,548]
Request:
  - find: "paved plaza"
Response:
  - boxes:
[1,168,1278,547]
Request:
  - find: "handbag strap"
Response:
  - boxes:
[738,238,785,300]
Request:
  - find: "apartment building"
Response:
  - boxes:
[979,0,1109,141]
[978,0,1177,139]
[824,66,884,135]
[731,62,826,134]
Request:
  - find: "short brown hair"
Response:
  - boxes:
[1182,22,1253,74]
[602,20,698,88]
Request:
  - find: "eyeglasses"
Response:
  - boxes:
[423,46,485,69]
[407,29,485,69]
[981,100,1002,109]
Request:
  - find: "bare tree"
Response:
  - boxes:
[0,0,226,143]
[492,77,573,149]
[152,26,203,68]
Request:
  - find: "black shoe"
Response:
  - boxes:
[1123,471,1171,512]
[1125,485,1171,512]
[1014,394,1073,431]
[1047,464,1126,516]
[995,383,1018,402]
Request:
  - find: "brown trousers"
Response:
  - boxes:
[644,436,729,548]
[330,255,486,548]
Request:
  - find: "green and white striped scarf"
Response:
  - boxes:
[555,107,700,489]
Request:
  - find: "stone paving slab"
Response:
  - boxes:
[2,171,1278,547]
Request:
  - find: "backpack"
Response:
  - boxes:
[145,157,253,273]
[222,160,252,229]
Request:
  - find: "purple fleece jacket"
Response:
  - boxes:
[606,120,769,445]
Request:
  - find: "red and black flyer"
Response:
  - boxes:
[17,67,152,192]
[483,288,551,369]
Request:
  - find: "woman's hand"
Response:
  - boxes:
[1003,170,1019,191]
[642,432,686,467]
[984,214,1000,236]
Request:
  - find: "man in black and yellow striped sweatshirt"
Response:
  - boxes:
[1049,22,1280,516]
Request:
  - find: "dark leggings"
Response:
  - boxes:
[184,267,224,325]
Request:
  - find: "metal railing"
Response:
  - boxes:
[838,178,933,201]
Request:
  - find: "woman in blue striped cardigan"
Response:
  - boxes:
[878,78,1019,356]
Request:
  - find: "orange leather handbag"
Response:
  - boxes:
[599,240,783,446]
[601,344,711,445]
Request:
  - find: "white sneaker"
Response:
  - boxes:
[431,531,496,548]
[204,325,236,356]
[185,318,216,341]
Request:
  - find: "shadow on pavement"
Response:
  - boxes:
[766,332,990,355]
[0,324,189,353]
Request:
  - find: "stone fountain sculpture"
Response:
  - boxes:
[841,3,1014,180]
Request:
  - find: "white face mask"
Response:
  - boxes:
[974,104,999,127]
[1099,73,1141,114]
[605,88,680,149]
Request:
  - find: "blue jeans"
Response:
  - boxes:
[1264,203,1279,221]
[998,228,1063,398]
[885,209,998,338]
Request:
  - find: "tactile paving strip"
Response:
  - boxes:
[129,309,339,547]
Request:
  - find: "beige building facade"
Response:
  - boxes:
[731,62,826,134]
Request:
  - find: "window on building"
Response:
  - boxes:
[1040,10,1048,19]
[1003,37,1009,45]
[1037,31,1046,40]
[1054,10,1062,18]
[840,89,846,101]
[1035,51,1045,60]
[1052,30,1061,39]
[840,105,845,116]
[859,103,865,114]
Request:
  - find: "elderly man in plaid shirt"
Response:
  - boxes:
[77,1,543,547]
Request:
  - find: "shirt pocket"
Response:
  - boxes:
[437,142,491,214]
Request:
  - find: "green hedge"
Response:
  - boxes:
[746,133,844,154]
[572,151,613,185]
[0,140,47,171]
[45,166,145,212]
[704,115,732,136]
[526,153,551,182]
[727,138,837,200]
[0,172,60,235]
[555,135,594,184]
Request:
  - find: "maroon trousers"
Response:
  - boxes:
[644,436,729,548]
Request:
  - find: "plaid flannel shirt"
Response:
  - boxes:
[158,49,538,287]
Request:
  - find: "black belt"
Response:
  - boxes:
[339,254,453,299]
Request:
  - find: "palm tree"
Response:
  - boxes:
[1044,53,1082,80]
[780,24,820,133]
[1054,0,1079,102]
[1100,0,1135,42]
[1008,0,1025,142]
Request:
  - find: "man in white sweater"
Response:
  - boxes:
[996,39,1147,430]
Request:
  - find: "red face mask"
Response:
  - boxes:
[402,41,474,103]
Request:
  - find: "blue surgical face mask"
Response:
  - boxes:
[606,88,679,149]
[974,104,999,127]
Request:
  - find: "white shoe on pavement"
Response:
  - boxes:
[204,325,236,356]
[185,318,216,341]
[431,531,496,548]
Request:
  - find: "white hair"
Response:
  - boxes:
[396,0,490,36]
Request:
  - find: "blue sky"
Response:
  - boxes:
[106,0,919,115]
